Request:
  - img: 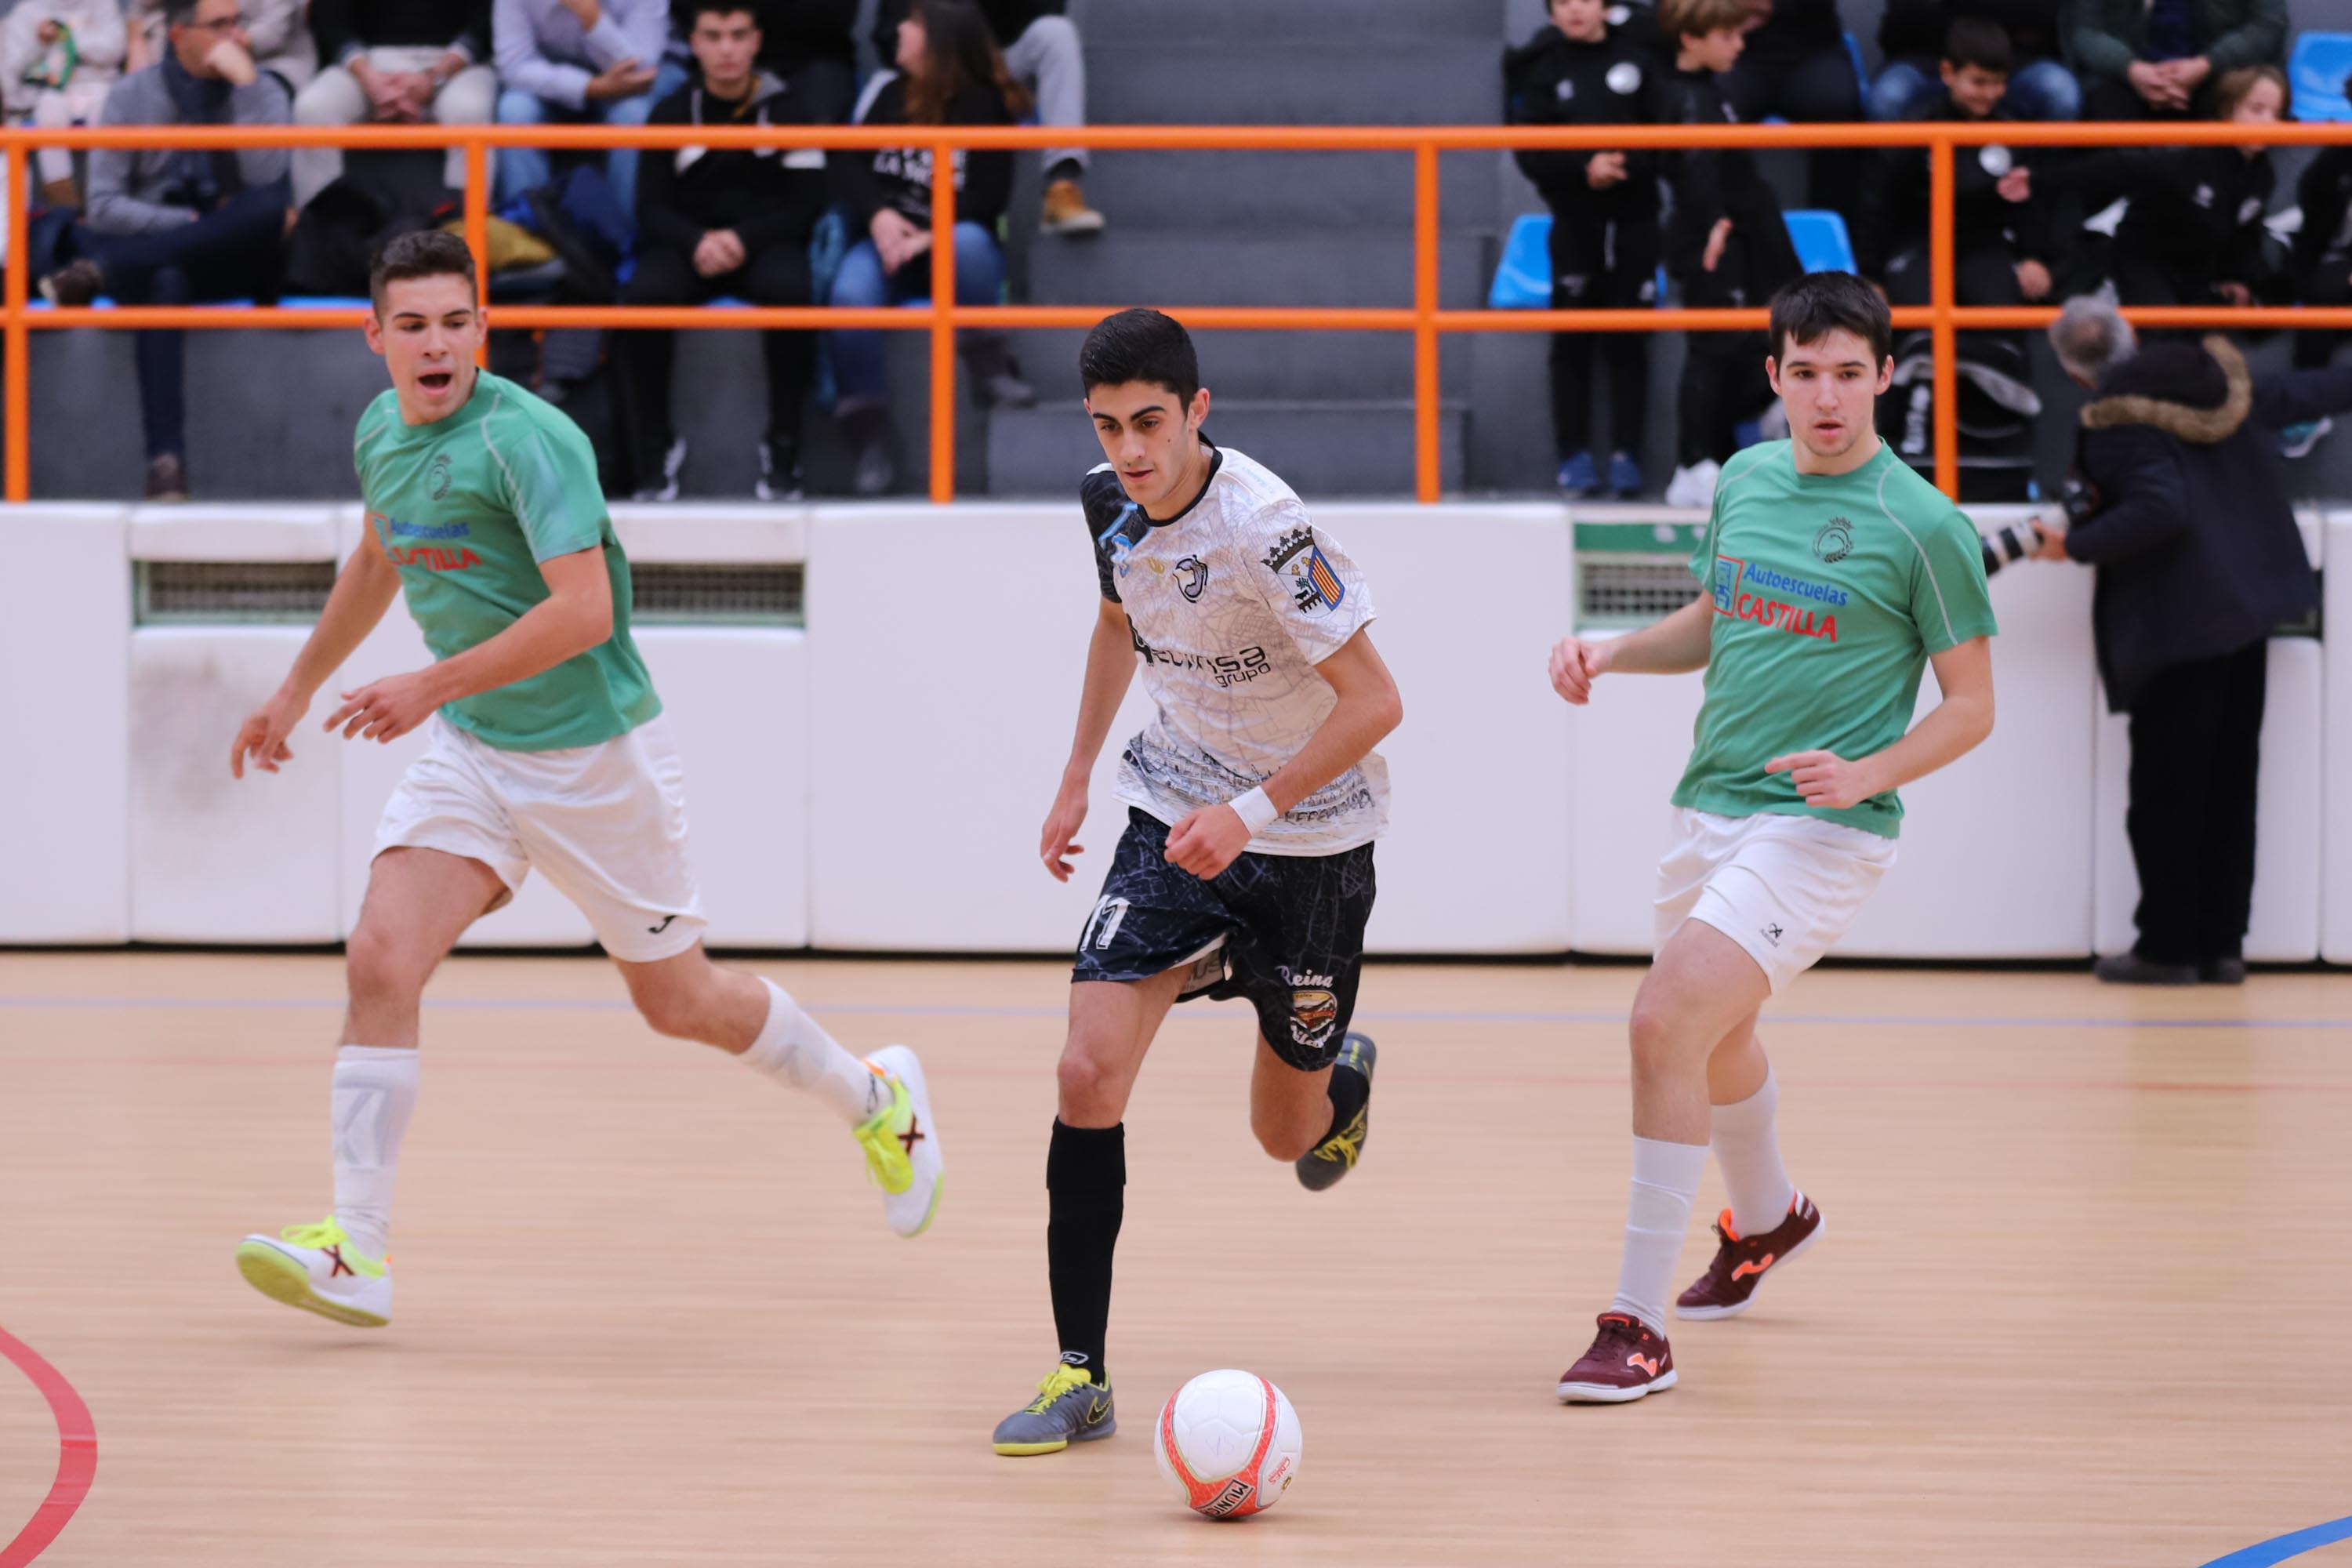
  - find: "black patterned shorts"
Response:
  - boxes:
[1071,808,1377,1072]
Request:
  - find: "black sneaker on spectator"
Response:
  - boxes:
[2092,953,2198,985]
[41,259,103,307]
[145,453,187,503]
[755,437,804,503]
[631,436,686,503]
[842,405,898,497]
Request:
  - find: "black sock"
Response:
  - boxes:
[1046,1119,1124,1388]
[1319,1057,1370,1146]
[1046,157,1084,186]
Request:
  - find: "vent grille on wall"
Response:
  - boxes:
[134,561,807,626]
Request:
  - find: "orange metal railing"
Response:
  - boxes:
[6,118,2352,506]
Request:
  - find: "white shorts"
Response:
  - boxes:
[373,714,706,963]
[1652,808,1896,993]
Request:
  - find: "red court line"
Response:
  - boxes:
[0,1326,94,1567]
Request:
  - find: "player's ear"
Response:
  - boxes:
[362,307,385,357]
[1188,387,1210,432]
[1874,355,1893,394]
[1765,356,1781,394]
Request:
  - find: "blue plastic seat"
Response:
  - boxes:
[1488,212,1553,309]
[1784,209,1857,274]
[2289,33,2352,122]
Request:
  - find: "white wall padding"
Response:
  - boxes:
[633,627,809,948]
[806,504,1157,951]
[2096,637,2325,963]
[1845,524,2097,957]
[131,502,339,561]
[1569,660,1703,956]
[2326,513,2352,964]
[0,506,131,941]
[130,627,343,942]
[1312,505,1573,952]
[609,502,808,564]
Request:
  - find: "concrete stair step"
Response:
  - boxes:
[1076,0,1504,44]
[1086,42,1502,126]
[1065,149,1500,233]
[1025,232,1491,309]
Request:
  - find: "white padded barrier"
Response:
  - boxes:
[0,505,131,941]
[128,503,347,942]
[2328,512,2352,964]
[2092,512,2327,962]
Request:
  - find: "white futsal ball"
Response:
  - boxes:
[1152,1369,1303,1519]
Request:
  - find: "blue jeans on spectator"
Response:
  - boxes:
[1869,55,2081,121]
[827,221,1005,405]
[83,180,291,461]
[494,60,688,216]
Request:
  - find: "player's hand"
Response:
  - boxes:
[1702,217,1733,274]
[692,230,737,277]
[2028,513,2070,562]
[2217,281,2252,308]
[1585,151,1628,189]
[871,209,925,274]
[1765,749,1880,811]
[230,688,307,779]
[1547,634,1612,706]
[585,58,659,101]
[2014,259,2052,301]
[324,669,445,746]
[1039,775,1089,883]
[1163,804,1250,881]
[1996,167,2031,204]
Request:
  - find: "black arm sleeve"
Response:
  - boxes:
[311,0,360,64]
[2064,429,2193,565]
[634,93,706,255]
[2249,366,2352,431]
[456,0,492,62]
[1080,469,1134,602]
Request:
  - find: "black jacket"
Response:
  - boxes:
[1878,0,2063,60]
[1855,100,2053,277]
[1503,23,1660,217]
[2054,145,2276,293]
[840,73,1014,231]
[2294,146,2352,276]
[2067,336,2340,710]
[636,70,824,256]
[1654,67,1790,281]
[1746,0,1845,53]
[312,0,490,67]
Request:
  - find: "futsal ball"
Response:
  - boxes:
[1152,1369,1303,1519]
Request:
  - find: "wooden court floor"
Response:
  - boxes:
[2,952,2349,1566]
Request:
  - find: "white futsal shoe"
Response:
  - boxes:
[855,1045,944,1238]
[235,1218,394,1327]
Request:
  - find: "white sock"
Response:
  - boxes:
[741,978,885,1126]
[1711,1068,1797,1237]
[1609,1136,1709,1335]
[331,1044,418,1261]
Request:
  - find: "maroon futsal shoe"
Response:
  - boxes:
[1555,1313,1677,1403]
[1675,1192,1824,1321]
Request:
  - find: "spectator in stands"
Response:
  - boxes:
[1857,20,2057,311]
[619,1,825,501]
[1717,0,1863,227]
[493,0,675,216]
[1871,0,2078,119]
[2,0,128,207]
[2038,295,2346,984]
[663,1,857,124]
[876,0,1102,235]
[2048,64,2285,314]
[2061,0,2285,121]
[293,0,497,207]
[1504,0,1660,499]
[41,0,293,502]
[830,0,1035,496]
[128,0,313,93]
[2281,91,2352,459]
[1656,0,1798,509]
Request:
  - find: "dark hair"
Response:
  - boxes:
[1942,17,2011,74]
[2212,62,2288,122]
[162,0,204,25]
[1658,0,1748,42]
[688,1,760,24]
[904,0,1033,124]
[1768,271,1892,365]
[369,229,478,311]
[1079,309,1201,405]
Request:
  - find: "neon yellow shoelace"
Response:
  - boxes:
[852,1079,915,1194]
[279,1218,350,1249]
[1025,1365,1092,1414]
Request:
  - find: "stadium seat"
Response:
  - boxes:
[1784,209,1857,274]
[2289,33,2352,122]
[1488,213,1552,309]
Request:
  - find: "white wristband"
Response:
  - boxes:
[1229,786,1279,835]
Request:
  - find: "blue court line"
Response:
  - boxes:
[2199,1514,2352,1566]
[1,996,2350,1031]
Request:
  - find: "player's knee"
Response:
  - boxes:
[344,924,429,1010]
[630,984,710,1043]
[1627,996,1690,1080]
[1055,1040,1123,1120]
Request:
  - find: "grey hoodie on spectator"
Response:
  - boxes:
[86,60,289,236]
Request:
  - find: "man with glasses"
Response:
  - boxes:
[38,0,294,501]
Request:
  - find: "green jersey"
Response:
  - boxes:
[1672,440,1998,838]
[355,370,659,753]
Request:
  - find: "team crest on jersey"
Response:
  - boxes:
[1813,517,1853,563]
[1262,527,1345,619]
[426,452,453,500]
[1290,988,1339,1048]
[1176,555,1208,601]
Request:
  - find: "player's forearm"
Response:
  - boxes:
[1602,597,1714,675]
[1261,681,1402,816]
[1061,612,1138,782]
[278,550,401,702]
[1859,688,1994,795]
[419,593,612,708]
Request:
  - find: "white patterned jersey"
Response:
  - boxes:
[1081,444,1388,855]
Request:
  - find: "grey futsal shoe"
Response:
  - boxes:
[992,1362,1115,1456]
[1295,1034,1376,1192]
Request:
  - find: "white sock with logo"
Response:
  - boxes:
[741,978,885,1126]
[1711,1068,1797,1237]
[1609,1136,1709,1336]
[331,1044,418,1261]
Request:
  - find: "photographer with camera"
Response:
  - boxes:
[2033,295,2350,985]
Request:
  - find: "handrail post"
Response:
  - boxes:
[1929,134,1958,500]
[5,136,28,502]
[464,136,490,368]
[1414,141,1439,504]
[929,140,956,505]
